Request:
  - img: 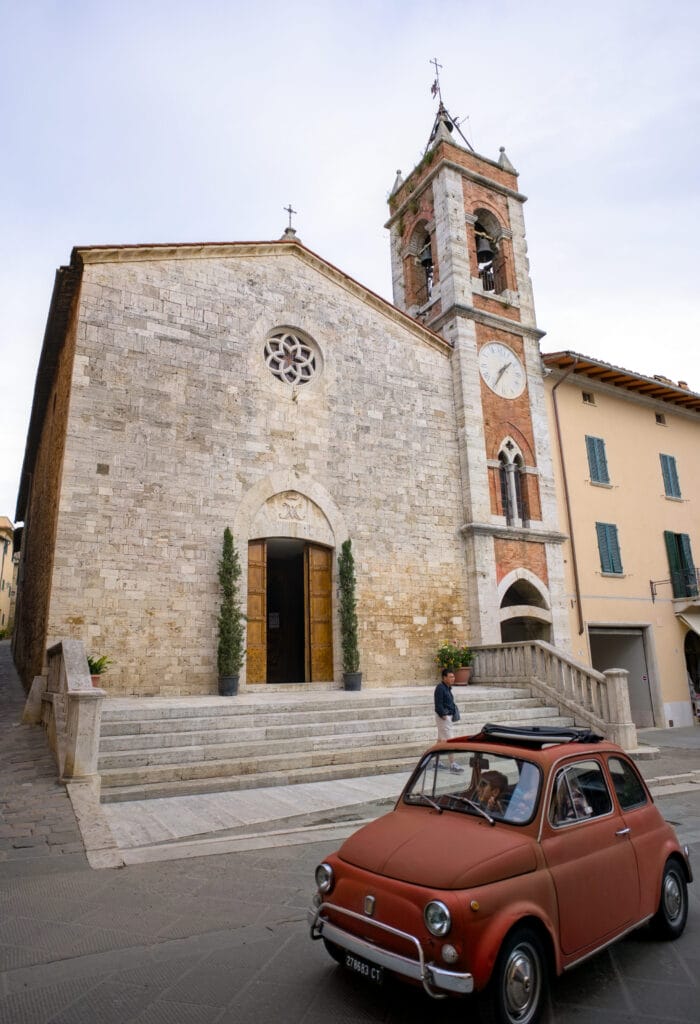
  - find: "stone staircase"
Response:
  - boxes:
[97,684,575,803]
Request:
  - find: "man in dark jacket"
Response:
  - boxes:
[434,669,463,773]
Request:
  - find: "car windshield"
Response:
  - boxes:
[404,749,541,824]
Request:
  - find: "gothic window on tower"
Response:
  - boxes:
[498,440,528,527]
[473,209,508,295]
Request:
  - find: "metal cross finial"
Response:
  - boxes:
[429,57,443,99]
[284,203,297,230]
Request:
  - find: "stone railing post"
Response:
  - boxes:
[44,639,106,784]
[602,668,637,749]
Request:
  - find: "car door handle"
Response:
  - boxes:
[615,827,631,837]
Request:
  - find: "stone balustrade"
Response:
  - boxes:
[22,639,105,784]
[471,640,638,750]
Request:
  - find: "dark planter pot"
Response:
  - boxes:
[453,667,472,685]
[343,671,362,691]
[218,674,239,696]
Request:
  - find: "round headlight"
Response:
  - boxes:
[315,862,335,894]
[424,900,451,937]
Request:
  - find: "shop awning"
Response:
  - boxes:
[678,610,700,636]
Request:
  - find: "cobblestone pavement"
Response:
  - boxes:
[0,643,87,876]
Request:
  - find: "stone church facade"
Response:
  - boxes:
[13,107,569,695]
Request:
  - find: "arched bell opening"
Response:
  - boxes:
[404,222,435,309]
[473,208,508,294]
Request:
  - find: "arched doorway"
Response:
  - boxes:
[247,538,333,684]
[685,629,700,696]
[499,577,552,643]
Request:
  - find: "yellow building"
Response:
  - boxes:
[0,517,15,633]
[544,352,700,729]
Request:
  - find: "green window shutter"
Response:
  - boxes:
[586,436,610,484]
[596,522,622,574]
[678,533,697,596]
[664,530,683,597]
[660,454,681,498]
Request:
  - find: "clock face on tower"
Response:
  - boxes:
[478,342,526,399]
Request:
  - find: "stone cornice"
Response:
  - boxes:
[461,522,567,545]
[430,303,545,341]
[72,239,453,358]
[385,158,527,230]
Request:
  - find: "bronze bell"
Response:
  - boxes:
[476,235,494,264]
[420,243,433,269]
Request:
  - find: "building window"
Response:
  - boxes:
[664,532,698,598]
[585,435,609,484]
[596,522,623,575]
[655,412,666,425]
[660,454,681,498]
[498,440,528,527]
[582,391,596,405]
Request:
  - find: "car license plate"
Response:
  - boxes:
[344,951,384,985]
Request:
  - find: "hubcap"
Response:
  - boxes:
[663,872,682,921]
[504,944,540,1022]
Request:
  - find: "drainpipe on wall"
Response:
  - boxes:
[550,357,585,635]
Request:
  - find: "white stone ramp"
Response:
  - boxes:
[102,769,411,850]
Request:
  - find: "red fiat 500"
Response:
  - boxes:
[309,725,692,1024]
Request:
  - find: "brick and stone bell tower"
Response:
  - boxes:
[386,103,569,647]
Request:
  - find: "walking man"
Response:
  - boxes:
[434,668,463,773]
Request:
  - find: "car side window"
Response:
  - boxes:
[608,757,648,810]
[549,760,612,826]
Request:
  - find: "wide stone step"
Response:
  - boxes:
[98,713,576,791]
[100,755,423,802]
[99,698,546,748]
[99,685,530,724]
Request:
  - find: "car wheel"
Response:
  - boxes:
[480,926,547,1024]
[651,859,688,940]
[322,937,345,965]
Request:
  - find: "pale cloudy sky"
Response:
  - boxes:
[1,0,698,519]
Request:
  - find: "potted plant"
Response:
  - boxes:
[435,641,473,684]
[87,654,111,687]
[217,526,245,696]
[338,539,361,690]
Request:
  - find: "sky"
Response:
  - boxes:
[1,0,699,521]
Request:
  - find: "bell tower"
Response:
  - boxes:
[386,101,569,647]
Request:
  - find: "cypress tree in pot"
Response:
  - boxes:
[338,539,361,690]
[217,527,245,695]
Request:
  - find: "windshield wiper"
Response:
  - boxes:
[411,793,443,814]
[448,794,495,825]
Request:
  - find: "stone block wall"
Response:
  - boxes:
[45,246,472,694]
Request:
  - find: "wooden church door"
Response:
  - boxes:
[305,543,334,682]
[247,539,333,684]
[246,540,267,684]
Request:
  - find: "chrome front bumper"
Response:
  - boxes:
[309,902,474,999]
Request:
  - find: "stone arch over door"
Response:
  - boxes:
[498,568,553,643]
[234,473,348,687]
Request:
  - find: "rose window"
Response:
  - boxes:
[264,332,317,385]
